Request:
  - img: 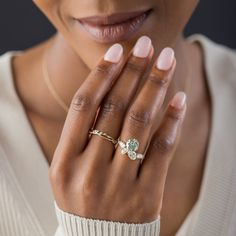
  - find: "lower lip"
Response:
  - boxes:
[77,10,152,43]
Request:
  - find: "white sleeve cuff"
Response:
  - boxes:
[54,201,160,236]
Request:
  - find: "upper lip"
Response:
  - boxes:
[76,9,151,26]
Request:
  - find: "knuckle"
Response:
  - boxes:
[167,106,184,121]
[93,61,114,77]
[49,164,67,189]
[82,178,97,198]
[71,93,93,112]
[151,136,175,154]
[127,109,152,128]
[125,59,144,74]
[81,166,102,198]
[100,96,126,119]
[148,72,169,87]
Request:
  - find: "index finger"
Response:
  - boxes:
[54,43,125,159]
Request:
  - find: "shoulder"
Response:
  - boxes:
[188,34,236,91]
[201,35,236,76]
[0,50,24,102]
[0,51,17,70]
[0,51,12,83]
[187,34,236,64]
[188,34,236,73]
[0,51,20,88]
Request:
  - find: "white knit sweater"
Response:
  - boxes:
[0,34,236,236]
[54,202,160,236]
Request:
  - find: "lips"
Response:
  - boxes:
[75,9,152,43]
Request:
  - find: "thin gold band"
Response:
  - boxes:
[89,129,118,145]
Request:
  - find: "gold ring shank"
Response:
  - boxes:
[89,129,118,145]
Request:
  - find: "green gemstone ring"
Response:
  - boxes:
[117,138,144,161]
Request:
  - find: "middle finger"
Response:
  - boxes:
[87,36,154,161]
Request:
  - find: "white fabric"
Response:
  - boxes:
[54,201,160,236]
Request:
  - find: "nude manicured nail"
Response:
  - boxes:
[170,92,186,109]
[156,47,175,71]
[104,43,123,63]
[133,35,152,58]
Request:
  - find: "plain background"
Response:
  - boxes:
[0,0,236,55]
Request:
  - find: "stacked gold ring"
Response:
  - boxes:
[89,129,118,145]
[89,129,145,161]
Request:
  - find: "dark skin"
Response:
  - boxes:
[11,0,211,235]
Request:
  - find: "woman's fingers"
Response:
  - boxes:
[139,92,187,193]
[113,48,176,179]
[87,36,154,162]
[54,44,125,159]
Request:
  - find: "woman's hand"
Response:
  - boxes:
[49,35,186,224]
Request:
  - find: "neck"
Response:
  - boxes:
[16,32,198,123]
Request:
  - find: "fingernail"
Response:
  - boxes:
[170,92,186,109]
[133,35,152,58]
[104,43,123,63]
[156,47,175,71]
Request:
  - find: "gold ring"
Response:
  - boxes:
[89,129,118,145]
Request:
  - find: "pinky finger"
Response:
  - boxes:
[138,91,187,188]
